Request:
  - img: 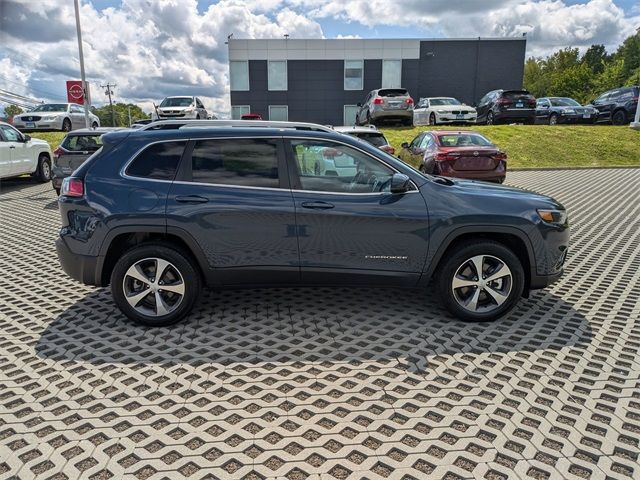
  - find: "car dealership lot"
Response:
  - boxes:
[1,170,639,479]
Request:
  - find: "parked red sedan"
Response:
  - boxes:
[398,130,507,183]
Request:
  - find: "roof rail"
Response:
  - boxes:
[140,119,335,133]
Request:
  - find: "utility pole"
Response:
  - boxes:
[73,0,91,128]
[128,105,132,127]
[101,83,116,126]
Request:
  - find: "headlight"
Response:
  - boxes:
[44,116,57,121]
[537,209,568,225]
[436,109,446,113]
[564,109,575,114]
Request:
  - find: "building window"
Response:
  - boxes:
[268,61,287,91]
[269,105,288,121]
[230,61,249,91]
[343,105,359,125]
[382,60,402,88]
[231,105,250,120]
[344,60,363,90]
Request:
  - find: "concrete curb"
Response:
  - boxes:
[510,165,640,171]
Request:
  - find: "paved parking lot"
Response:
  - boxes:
[1,169,639,480]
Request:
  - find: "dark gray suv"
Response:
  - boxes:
[56,122,569,326]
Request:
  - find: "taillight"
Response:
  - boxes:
[406,97,414,105]
[436,152,459,161]
[496,98,510,105]
[372,97,383,105]
[54,147,64,160]
[493,151,507,161]
[379,145,395,155]
[61,177,84,197]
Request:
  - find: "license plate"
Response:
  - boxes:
[388,102,401,108]
[26,122,35,128]
[516,102,523,108]
[456,114,464,119]
[583,114,590,119]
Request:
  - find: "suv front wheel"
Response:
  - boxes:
[111,244,201,326]
[436,240,524,322]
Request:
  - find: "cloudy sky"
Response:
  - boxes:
[1,0,639,117]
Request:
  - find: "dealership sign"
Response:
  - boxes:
[66,80,86,105]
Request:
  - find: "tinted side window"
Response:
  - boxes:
[63,134,103,151]
[191,139,280,188]
[126,141,185,180]
[0,125,21,142]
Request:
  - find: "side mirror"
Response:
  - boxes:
[390,173,411,194]
[23,134,31,142]
[401,142,409,149]
[357,103,362,107]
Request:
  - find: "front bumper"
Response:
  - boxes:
[13,119,63,131]
[435,113,477,124]
[56,237,103,286]
[557,113,597,123]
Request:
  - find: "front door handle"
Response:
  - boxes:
[9,146,15,149]
[175,195,209,204]
[301,201,334,210]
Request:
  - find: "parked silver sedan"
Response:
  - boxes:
[13,103,100,132]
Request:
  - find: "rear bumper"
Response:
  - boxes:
[496,110,535,122]
[371,109,413,120]
[56,237,103,286]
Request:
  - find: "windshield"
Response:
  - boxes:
[350,132,387,147]
[160,97,193,107]
[429,98,462,106]
[31,104,67,112]
[549,97,581,107]
[438,134,494,147]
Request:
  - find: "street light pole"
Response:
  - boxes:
[73,0,91,128]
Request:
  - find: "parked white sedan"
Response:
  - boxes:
[413,97,477,125]
[12,103,100,132]
[0,121,53,182]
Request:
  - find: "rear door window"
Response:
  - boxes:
[351,132,387,147]
[190,138,281,188]
[126,141,185,180]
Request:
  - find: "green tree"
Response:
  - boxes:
[4,105,23,118]
[613,27,640,81]
[549,63,593,103]
[581,44,609,75]
[592,58,627,98]
[523,57,550,98]
[93,103,149,127]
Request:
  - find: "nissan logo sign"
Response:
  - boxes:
[473,151,479,156]
[69,84,84,100]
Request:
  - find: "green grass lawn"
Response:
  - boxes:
[381,125,640,169]
[31,125,639,170]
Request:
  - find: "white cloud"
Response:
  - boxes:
[1,0,638,116]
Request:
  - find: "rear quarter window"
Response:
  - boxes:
[126,141,185,180]
[351,133,387,147]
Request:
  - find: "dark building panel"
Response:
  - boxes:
[230,39,527,125]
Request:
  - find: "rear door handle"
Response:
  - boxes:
[301,201,334,210]
[9,146,15,149]
[175,195,209,204]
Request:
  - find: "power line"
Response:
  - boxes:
[101,83,117,127]
[0,74,67,101]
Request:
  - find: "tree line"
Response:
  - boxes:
[524,28,640,104]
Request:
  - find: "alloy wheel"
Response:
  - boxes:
[122,257,185,317]
[487,112,494,125]
[451,254,512,313]
[41,160,51,180]
[549,114,558,125]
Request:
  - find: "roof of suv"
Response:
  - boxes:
[66,127,123,135]
[333,125,382,134]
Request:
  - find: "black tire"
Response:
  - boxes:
[486,112,494,125]
[366,111,374,126]
[429,113,437,126]
[435,240,525,322]
[55,188,60,196]
[355,114,360,126]
[62,118,72,132]
[36,155,52,182]
[91,122,98,129]
[111,244,201,327]
[196,114,201,120]
[612,110,627,126]
[404,117,413,127]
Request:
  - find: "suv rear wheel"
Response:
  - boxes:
[612,109,627,125]
[436,240,524,321]
[111,244,201,326]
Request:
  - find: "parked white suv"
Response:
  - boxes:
[0,122,53,181]
[154,96,208,120]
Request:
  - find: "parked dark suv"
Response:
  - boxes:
[588,86,639,125]
[476,89,537,125]
[56,122,569,326]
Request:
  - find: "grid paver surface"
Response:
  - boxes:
[0,168,639,480]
